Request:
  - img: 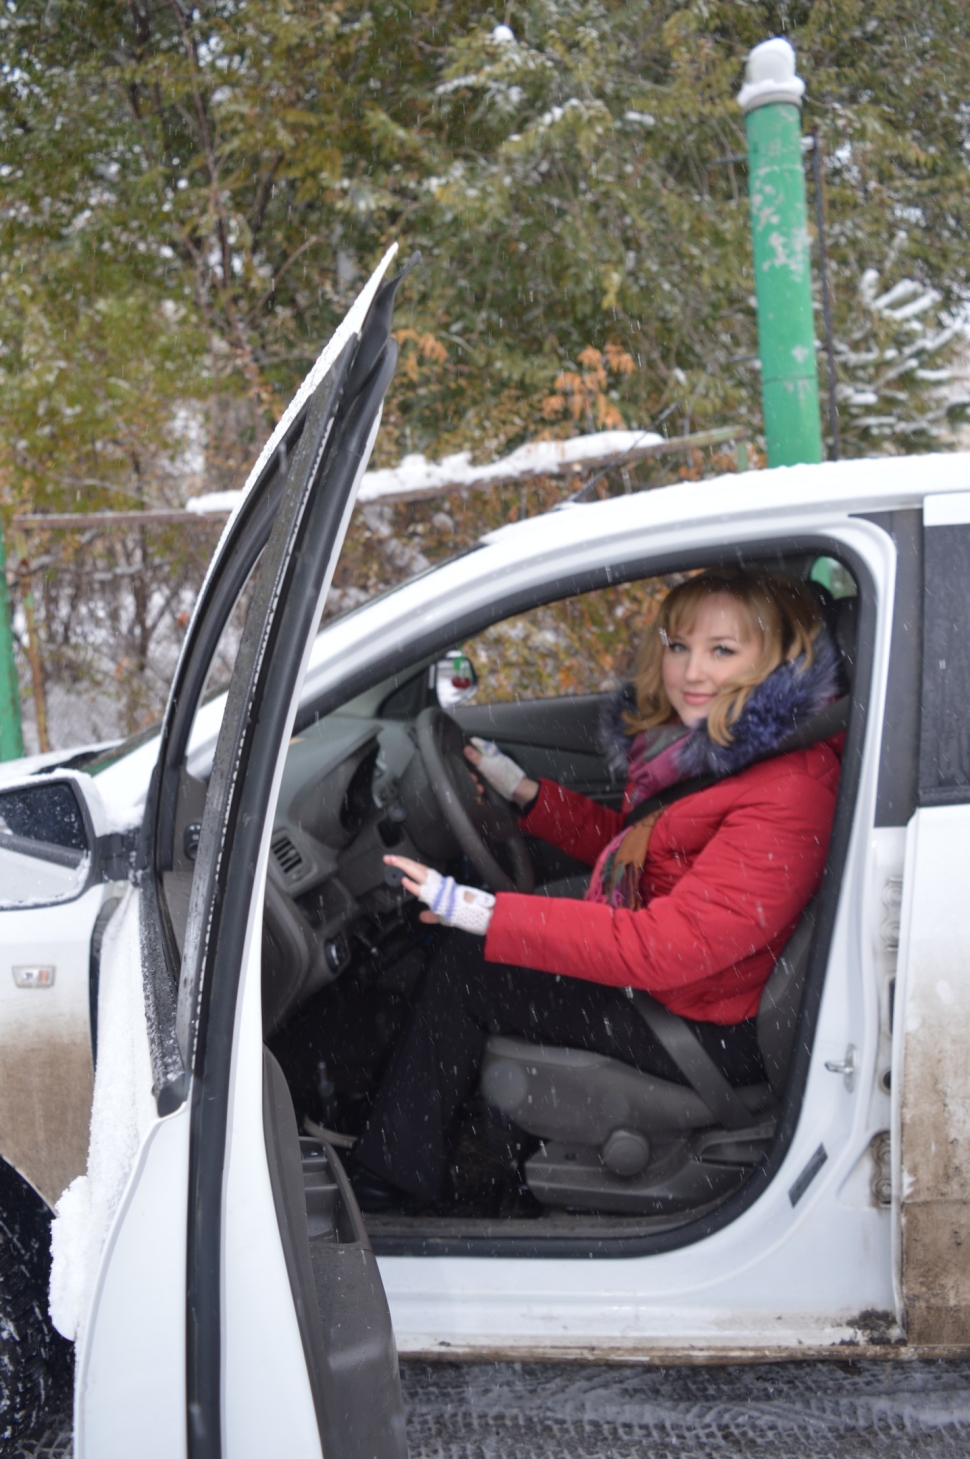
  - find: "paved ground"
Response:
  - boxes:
[400,1359,970,1458]
[13,1357,970,1456]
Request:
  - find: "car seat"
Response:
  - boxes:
[479,577,856,1215]
[480,903,815,1214]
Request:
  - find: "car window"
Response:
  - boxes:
[460,575,678,705]
[159,558,263,952]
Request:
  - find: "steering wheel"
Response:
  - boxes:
[415,707,535,894]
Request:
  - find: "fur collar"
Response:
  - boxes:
[601,681,641,777]
[600,628,844,780]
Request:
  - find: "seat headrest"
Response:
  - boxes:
[833,595,858,683]
[807,580,857,688]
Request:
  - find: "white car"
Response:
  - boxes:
[1,247,969,1455]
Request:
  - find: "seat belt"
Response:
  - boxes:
[621,698,848,1120]
[629,990,758,1130]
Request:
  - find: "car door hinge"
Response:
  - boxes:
[97,828,141,884]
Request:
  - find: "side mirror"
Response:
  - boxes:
[432,650,478,708]
[0,779,93,909]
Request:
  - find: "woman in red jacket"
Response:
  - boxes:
[352,569,843,1209]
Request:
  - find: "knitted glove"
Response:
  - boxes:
[469,737,527,802]
[416,867,496,937]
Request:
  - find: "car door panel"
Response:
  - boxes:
[454,691,609,754]
[263,1051,407,1459]
[178,277,407,1456]
[77,1112,190,1459]
[454,693,622,804]
[80,248,408,1457]
[222,897,329,1459]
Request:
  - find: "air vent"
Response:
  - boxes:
[271,830,304,877]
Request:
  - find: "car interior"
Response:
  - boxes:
[233,548,863,1249]
[152,542,861,1252]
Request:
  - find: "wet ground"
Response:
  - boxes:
[13,1357,970,1457]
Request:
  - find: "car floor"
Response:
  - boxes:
[14,1358,970,1457]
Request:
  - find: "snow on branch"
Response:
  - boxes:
[12,426,742,531]
[186,425,737,516]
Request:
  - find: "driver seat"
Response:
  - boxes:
[479,902,817,1214]
[479,577,855,1214]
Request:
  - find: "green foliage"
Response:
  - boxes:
[1,0,967,513]
[1,1,968,743]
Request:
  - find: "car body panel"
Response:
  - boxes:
[895,804,970,1347]
[0,770,122,1206]
[3,427,967,1392]
[890,488,970,1346]
[279,499,901,1355]
[0,886,100,1204]
[290,454,959,724]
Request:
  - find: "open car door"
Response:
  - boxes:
[73,247,409,1459]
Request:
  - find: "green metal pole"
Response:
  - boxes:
[0,518,25,761]
[739,38,822,467]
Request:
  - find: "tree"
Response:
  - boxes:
[1,0,967,738]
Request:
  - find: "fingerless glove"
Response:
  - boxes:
[416,867,496,937]
[469,737,526,801]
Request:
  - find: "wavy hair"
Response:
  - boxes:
[627,569,822,746]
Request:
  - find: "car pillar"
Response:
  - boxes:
[739,37,823,468]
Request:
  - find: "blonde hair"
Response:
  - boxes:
[627,569,822,746]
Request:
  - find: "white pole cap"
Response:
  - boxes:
[737,37,805,114]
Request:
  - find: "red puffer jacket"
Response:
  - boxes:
[483,740,841,1024]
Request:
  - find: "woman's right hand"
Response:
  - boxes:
[464,738,539,808]
[383,855,496,936]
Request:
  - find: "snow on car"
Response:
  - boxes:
[1,246,969,1455]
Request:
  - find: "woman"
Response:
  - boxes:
[352,569,844,1209]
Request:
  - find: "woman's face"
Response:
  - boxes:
[661,593,763,727]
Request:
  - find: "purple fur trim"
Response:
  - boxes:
[676,629,844,778]
[599,682,638,776]
[600,627,844,780]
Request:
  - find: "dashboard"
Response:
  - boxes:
[262,712,440,1029]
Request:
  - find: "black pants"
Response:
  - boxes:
[356,931,765,1200]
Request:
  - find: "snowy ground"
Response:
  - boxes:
[14,1357,970,1457]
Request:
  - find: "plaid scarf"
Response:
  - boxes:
[586,723,690,910]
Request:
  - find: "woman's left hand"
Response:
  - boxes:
[465,739,539,807]
[383,854,497,936]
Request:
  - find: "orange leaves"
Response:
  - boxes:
[462,575,674,706]
[541,342,636,431]
[603,342,636,376]
[393,328,449,383]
